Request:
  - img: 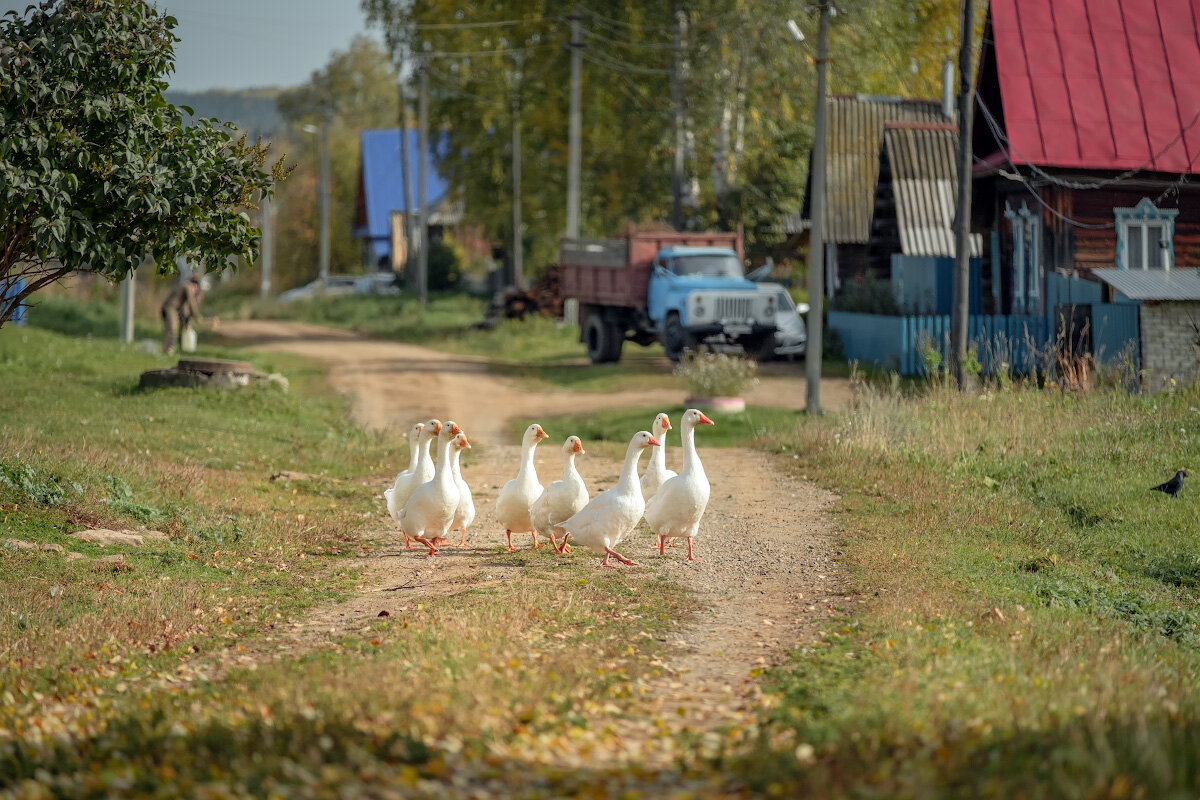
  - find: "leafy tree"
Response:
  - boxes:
[273,35,399,286]
[0,0,288,327]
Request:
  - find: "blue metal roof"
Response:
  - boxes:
[359,129,450,261]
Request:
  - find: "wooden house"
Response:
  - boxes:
[970,0,1200,316]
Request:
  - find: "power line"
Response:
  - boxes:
[582,49,670,76]
[976,95,1200,191]
[409,17,553,30]
[577,26,676,50]
[576,6,675,33]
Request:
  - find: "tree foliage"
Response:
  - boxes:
[273,35,399,285]
[0,0,288,326]
[362,0,970,273]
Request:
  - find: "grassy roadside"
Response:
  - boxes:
[735,377,1200,796]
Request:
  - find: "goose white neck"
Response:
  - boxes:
[652,427,669,471]
[434,436,454,479]
[517,438,538,477]
[450,446,464,479]
[418,435,434,463]
[405,433,421,472]
[617,441,647,491]
[680,420,705,478]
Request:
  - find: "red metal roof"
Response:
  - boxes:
[988,0,1200,173]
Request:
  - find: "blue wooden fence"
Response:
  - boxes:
[891,254,982,315]
[830,310,1051,376]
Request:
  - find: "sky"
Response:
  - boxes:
[4,0,381,92]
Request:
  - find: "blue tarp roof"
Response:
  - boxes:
[359,128,450,261]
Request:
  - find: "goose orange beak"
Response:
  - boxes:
[573,440,585,454]
[698,413,715,426]
[459,435,471,449]
[450,422,462,435]
[663,419,672,430]
[647,436,661,447]
[535,425,548,439]
[432,422,443,434]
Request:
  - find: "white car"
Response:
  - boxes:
[354,271,401,295]
[770,287,808,358]
[276,275,358,303]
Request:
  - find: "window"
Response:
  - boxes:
[1116,198,1178,271]
[1004,201,1042,314]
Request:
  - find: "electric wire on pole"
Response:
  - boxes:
[951,0,976,388]
[417,57,430,309]
[566,5,583,239]
[805,1,831,415]
[511,57,524,290]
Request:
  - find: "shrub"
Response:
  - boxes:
[674,349,759,397]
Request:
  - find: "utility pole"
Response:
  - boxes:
[566,5,583,239]
[511,61,524,290]
[670,1,684,231]
[119,269,135,344]
[260,188,273,299]
[397,56,417,291]
[951,0,976,388]
[805,2,831,415]
[417,58,430,308]
[317,114,331,284]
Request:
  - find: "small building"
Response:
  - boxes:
[1089,269,1200,387]
[355,129,460,270]
[785,95,947,299]
[870,121,983,314]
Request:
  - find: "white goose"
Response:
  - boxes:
[401,426,469,556]
[385,421,424,517]
[495,423,549,551]
[449,424,476,547]
[645,408,714,562]
[388,419,441,549]
[557,430,660,567]
[531,436,589,554]
[640,412,676,501]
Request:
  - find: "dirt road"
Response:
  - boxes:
[220,319,849,767]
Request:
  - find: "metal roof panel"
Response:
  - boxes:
[1091,268,1200,300]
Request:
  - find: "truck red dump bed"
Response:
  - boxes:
[560,230,743,311]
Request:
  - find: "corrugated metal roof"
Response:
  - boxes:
[987,0,1200,173]
[1091,268,1200,300]
[883,123,982,257]
[358,129,452,262]
[792,95,945,242]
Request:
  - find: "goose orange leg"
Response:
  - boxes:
[657,534,666,556]
[505,530,518,553]
[552,532,572,554]
[457,526,469,547]
[686,537,701,562]
[412,535,439,556]
[531,530,542,549]
[602,547,638,567]
[402,531,415,550]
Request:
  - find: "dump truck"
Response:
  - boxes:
[560,228,782,363]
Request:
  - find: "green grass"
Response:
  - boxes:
[722,377,1200,797]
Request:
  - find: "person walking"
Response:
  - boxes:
[161,274,203,356]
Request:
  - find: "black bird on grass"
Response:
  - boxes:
[1151,469,1188,497]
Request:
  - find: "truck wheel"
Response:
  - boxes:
[745,334,777,363]
[584,315,615,364]
[663,313,693,362]
[603,320,625,362]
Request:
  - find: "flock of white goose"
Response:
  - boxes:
[383,409,716,567]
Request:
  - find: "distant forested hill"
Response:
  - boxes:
[165,88,285,138]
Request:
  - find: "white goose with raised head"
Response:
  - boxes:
[401,425,469,557]
[389,419,440,549]
[645,408,715,562]
[557,430,660,567]
[531,435,589,554]
[495,423,549,551]
[640,412,676,501]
